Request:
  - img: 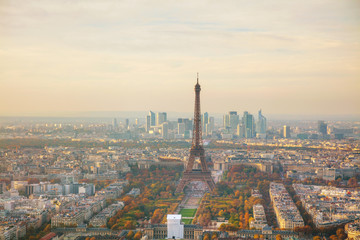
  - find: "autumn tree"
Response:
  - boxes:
[329,235,339,240]
[211,232,218,240]
[43,224,51,232]
[127,230,134,239]
[151,209,164,224]
[124,220,136,229]
[28,178,40,184]
[336,228,346,240]
[203,233,210,240]
[134,231,142,240]
[219,223,226,231]
[347,177,358,187]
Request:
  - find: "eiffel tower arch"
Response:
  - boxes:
[175,74,215,193]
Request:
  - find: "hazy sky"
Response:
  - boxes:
[1,0,359,117]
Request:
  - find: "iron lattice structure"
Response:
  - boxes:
[175,75,216,193]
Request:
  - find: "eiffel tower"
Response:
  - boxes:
[175,74,216,193]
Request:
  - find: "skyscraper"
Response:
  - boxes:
[146,115,151,132]
[149,111,156,126]
[242,111,255,138]
[203,112,209,130]
[223,114,229,129]
[208,116,215,135]
[113,118,118,131]
[318,121,327,136]
[229,111,239,131]
[156,112,167,126]
[283,125,291,138]
[178,118,193,138]
[178,122,185,135]
[256,109,267,134]
[223,111,239,133]
[161,122,168,139]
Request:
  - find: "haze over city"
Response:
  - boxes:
[1,0,359,118]
[1,2,360,240]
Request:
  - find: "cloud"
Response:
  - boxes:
[0,0,359,116]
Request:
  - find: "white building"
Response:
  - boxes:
[167,214,184,239]
[79,184,95,196]
[11,181,28,191]
[250,204,267,230]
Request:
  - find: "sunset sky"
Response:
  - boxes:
[1,0,359,118]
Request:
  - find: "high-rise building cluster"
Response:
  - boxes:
[145,111,168,138]
[144,111,215,140]
[223,110,267,139]
[202,112,215,136]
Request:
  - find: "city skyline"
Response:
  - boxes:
[1,0,359,117]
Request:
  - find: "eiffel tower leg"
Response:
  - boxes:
[200,155,208,172]
[176,178,188,193]
[206,179,216,191]
[186,155,195,172]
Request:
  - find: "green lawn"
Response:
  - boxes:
[182,219,193,224]
[179,208,197,217]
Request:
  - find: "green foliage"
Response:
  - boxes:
[107,166,183,229]
[25,223,52,240]
[196,165,280,229]
[126,230,135,239]
[179,209,196,217]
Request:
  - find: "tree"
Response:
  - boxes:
[313,237,321,240]
[336,228,346,240]
[329,235,339,240]
[348,177,358,187]
[219,223,226,231]
[211,232,218,240]
[127,230,134,239]
[28,178,40,184]
[151,209,164,224]
[122,195,134,205]
[50,178,61,184]
[276,234,283,240]
[43,224,51,232]
[244,212,250,228]
[218,210,224,217]
[203,233,210,240]
[295,225,312,234]
[134,231,142,240]
[124,220,135,229]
